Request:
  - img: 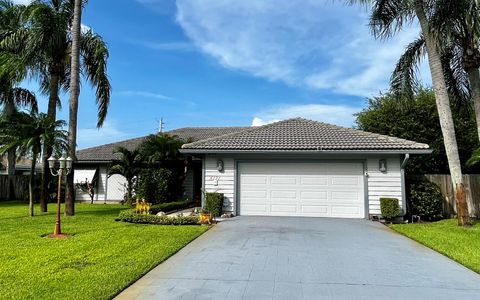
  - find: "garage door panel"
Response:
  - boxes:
[239,162,365,218]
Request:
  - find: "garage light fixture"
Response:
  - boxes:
[379,159,387,173]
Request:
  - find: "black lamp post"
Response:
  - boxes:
[47,155,73,236]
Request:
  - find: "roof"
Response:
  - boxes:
[181,118,431,154]
[0,158,42,171]
[76,126,248,162]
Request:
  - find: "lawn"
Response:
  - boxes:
[391,219,480,273]
[0,202,209,300]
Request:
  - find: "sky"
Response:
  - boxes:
[12,0,430,149]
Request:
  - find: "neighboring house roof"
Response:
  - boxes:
[76,126,248,162]
[0,158,42,172]
[181,118,431,154]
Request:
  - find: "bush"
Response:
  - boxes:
[117,209,200,225]
[408,178,444,220]
[136,168,176,204]
[205,192,224,217]
[380,198,400,220]
[150,200,191,215]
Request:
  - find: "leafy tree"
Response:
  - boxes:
[356,89,479,174]
[136,168,176,204]
[0,112,68,216]
[108,147,142,206]
[0,0,111,214]
[350,0,470,225]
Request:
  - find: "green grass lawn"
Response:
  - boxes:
[0,202,209,300]
[391,219,480,273]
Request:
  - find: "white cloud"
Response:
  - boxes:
[251,103,361,128]
[174,0,431,98]
[77,120,130,149]
[117,90,172,100]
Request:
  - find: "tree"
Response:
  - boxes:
[139,133,184,165]
[108,147,142,206]
[356,89,479,174]
[0,112,68,216]
[0,0,111,214]
[350,0,470,226]
[65,0,83,216]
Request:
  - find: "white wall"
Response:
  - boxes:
[106,174,127,201]
[203,154,404,217]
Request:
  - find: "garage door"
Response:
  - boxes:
[239,162,365,218]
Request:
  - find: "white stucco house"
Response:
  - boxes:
[179,118,431,219]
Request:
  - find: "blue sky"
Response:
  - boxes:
[14,0,429,149]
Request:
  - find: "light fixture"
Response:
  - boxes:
[379,159,387,173]
[217,159,224,172]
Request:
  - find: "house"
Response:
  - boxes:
[75,126,247,203]
[0,158,42,175]
[180,118,431,219]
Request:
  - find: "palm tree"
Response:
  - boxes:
[0,112,68,216]
[0,0,111,214]
[139,133,184,165]
[65,0,82,216]
[108,147,143,206]
[350,0,470,226]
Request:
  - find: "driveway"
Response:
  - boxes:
[116,217,480,300]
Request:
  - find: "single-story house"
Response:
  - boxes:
[179,118,431,219]
[75,126,247,203]
[76,117,431,219]
[0,158,42,175]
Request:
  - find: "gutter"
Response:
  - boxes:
[179,149,433,155]
[400,154,410,216]
[401,153,410,169]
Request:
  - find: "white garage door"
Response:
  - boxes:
[239,162,365,218]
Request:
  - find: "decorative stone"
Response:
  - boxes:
[156,212,165,216]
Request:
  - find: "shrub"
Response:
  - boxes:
[150,200,191,215]
[408,178,444,220]
[117,209,200,225]
[204,192,224,217]
[136,168,176,204]
[380,198,400,220]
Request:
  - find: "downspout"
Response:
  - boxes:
[400,154,410,216]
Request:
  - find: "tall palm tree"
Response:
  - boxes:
[108,147,143,206]
[65,0,82,216]
[350,0,470,226]
[0,0,111,214]
[139,133,184,165]
[0,112,68,216]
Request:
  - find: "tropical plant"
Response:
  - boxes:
[407,177,444,220]
[108,147,142,206]
[0,0,111,214]
[139,133,184,165]
[0,112,68,216]
[350,0,470,226]
[136,168,177,204]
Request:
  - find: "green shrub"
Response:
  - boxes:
[150,200,191,215]
[117,209,200,225]
[380,198,400,220]
[205,192,224,217]
[408,178,444,220]
[136,168,176,204]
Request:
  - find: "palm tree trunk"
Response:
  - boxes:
[4,102,16,200]
[415,0,470,226]
[65,0,83,216]
[466,68,480,141]
[29,152,38,217]
[40,73,60,212]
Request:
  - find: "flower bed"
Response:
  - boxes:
[116,209,200,225]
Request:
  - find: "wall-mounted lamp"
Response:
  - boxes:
[379,159,387,173]
[217,159,224,172]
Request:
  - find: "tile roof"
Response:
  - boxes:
[181,118,430,152]
[76,126,248,162]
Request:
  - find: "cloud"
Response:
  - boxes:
[117,90,172,100]
[175,0,430,98]
[77,120,130,149]
[132,40,195,51]
[251,103,362,127]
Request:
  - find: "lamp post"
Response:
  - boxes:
[48,155,73,236]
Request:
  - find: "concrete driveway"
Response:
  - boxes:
[116,217,480,300]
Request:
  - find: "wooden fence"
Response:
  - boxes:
[415,174,480,218]
[0,175,30,201]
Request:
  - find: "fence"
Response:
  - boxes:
[415,174,480,218]
[0,175,30,201]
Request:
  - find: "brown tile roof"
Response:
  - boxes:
[76,126,248,162]
[181,118,430,152]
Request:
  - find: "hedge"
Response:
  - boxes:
[150,200,191,215]
[117,209,200,225]
[380,198,400,220]
[205,192,224,217]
